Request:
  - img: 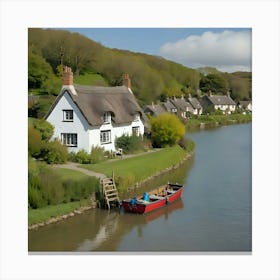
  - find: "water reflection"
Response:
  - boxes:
[76,212,120,251]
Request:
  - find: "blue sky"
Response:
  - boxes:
[61,28,252,72]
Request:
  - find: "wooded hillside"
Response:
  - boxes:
[28,28,251,105]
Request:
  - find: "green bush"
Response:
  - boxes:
[39,171,65,205]
[28,127,44,158]
[40,140,68,164]
[89,146,106,164]
[28,173,46,208]
[150,114,185,148]
[115,173,135,190]
[75,149,91,164]
[115,134,144,154]
[63,177,99,202]
[33,119,54,141]
[71,147,106,164]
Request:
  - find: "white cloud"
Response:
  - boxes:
[159,30,252,72]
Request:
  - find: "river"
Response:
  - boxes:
[29,123,252,252]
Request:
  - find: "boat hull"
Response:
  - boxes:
[122,183,183,214]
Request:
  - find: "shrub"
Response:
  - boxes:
[40,140,68,164]
[75,149,91,164]
[33,118,54,141]
[67,152,76,162]
[115,134,144,154]
[150,114,185,148]
[89,146,106,164]
[28,173,46,208]
[63,177,99,202]
[28,127,44,158]
[39,170,65,205]
[115,173,135,191]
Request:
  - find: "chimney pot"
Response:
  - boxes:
[62,66,73,86]
[123,73,131,89]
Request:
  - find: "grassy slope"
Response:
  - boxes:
[74,73,108,86]
[28,199,90,225]
[79,146,188,183]
[29,166,94,225]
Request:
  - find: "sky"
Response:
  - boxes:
[62,28,252,73]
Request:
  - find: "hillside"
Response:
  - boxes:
[28,28,251,106]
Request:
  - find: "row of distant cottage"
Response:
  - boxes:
[45,67,252,154]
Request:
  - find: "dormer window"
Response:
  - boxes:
[63,110,73,122]
[103,112,111,124]
[134,113,140,122]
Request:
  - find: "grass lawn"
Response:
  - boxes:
[79,145,188,186]
[28,199,91,225]
[51,168,90,181]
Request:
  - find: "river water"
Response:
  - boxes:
[29,123,252,252]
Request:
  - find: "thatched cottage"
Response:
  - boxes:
[45,67,145,153]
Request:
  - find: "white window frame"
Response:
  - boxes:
[134,113,140,122]
[103,112,111,124]
[100,130,111,144]
[63,110,74,122]
[61,133,77,147]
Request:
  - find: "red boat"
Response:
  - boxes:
[122,183,184,214]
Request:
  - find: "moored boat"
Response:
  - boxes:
[122,183,184,214]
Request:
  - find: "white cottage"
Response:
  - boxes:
[201,92,236,114]
[45,67,145,153]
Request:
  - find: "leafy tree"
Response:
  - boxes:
[28,51,54,89]
[150,114,185,147]
[199,73,228,94]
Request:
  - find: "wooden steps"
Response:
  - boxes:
[101,176,120,210]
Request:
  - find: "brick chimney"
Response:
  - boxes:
[122,73,131,89]
[62,66,73,86]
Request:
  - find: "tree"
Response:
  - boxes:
[199,73,228,94]
[150,114,185,147]
[28,51,54,89]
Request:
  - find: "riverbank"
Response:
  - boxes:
[79,144,193,193]
[28,144,194,230]
[28,199,96,230]
[185,113,252,131]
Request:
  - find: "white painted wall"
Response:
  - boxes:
[88,118,145,152]
[214,104,236,113]
[46,91,90,153]
[46,91,145,153]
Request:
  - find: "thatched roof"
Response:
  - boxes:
[187,97,202,109]
[207,95,236,105]
[170,97,194,112]
[143,104,166,116]
[46,85,147,126]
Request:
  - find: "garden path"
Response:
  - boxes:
[52,162,107,179]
